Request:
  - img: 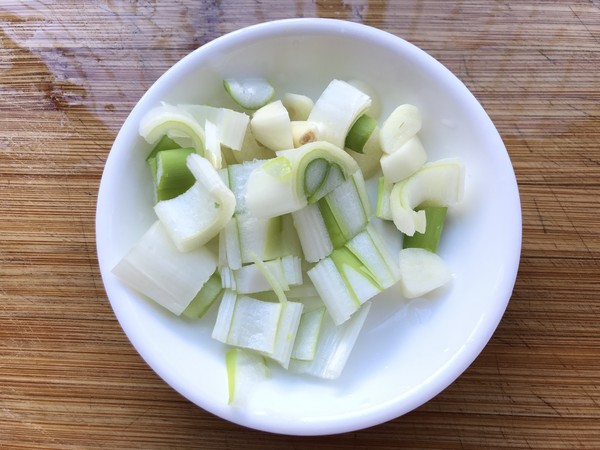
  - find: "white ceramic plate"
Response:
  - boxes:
[96,19,521,435]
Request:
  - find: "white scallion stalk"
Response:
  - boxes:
[320,170,372,246]
[212,289,237,342]
[346,125,383,180]
[376,176,393,220]
[154,154,236,252]
[281,92,314,121]
[233,127,275,163]
[390,158,465,236]
[233,256,302,295]
[286,283,320,299]
[237,214,285,264]
[307,79,372,149]
[139,104,205,156]
[204,119,223,169]
[291,306,326,361]
[307,257,360,325]
[245,141,359,219]
[379,104,421,155]
[288,301,371,380]
[226,347,269,406]
[250,100,294,151]
[112,221,217,316]
[398,247,452,298]
[291,203,333,263]
[220,216,242,270]
[223,77,275,110]
[224,159,266,215]
[178,104,250,151]
[380,135,427,183]
[347,79,381,118]
[247,252,288,306]
[245,155,307,218]
[214,293,304,369]
[345,224,401,290]
[220,266,236,291]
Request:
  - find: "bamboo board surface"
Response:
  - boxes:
[1,1,599,448]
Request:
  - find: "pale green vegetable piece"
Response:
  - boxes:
[308,79,372,149]
[223,77,275,110]
[112,221,217,316]
[154,154,236,252]
[246,140,359,218]
[139,103,205,156]
[390,158,465,236]
[178,104,250,151]
[213,293,304,369]
[346,126,383,179]
[376,176,393,220]
[226,348,269,406]
[289,301,372,380]
[291,306,326,361]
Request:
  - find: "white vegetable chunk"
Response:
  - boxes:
[213,294,304,369]
[288,302,372,380]
[226,348,269,406]
[308,79,372,149]
[154,154,236,252]
[112,221,217,315]
[390,158,465,236]
[139,103,206,156]
[398,248,452,298]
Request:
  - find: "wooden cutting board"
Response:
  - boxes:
[1,1,599,448]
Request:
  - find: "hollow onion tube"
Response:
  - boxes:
[344,114,377,154]
[212,293,304,369]
[375,176,393,221]
[178,104,250,151]
[182,271,223,319]
[154,154,236,252]
[153,148,195,201]
[226,348,269,406]
[223,77,274,110]
[288,301,372,380]
[245,141,359,218]
[307,79,372,149]
[139,104,205,156]
[402,206,448,253]
[390,158,465,236]
[112,221,217,316]
[233,256,303,295]
[291,305,326,361]
[293,170,371,262]
[308,225,400,325]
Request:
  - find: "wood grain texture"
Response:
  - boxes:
[1,0,599,448]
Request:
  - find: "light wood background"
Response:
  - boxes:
[1,1,599,448]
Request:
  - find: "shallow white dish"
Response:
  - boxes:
[96,18,521,435]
